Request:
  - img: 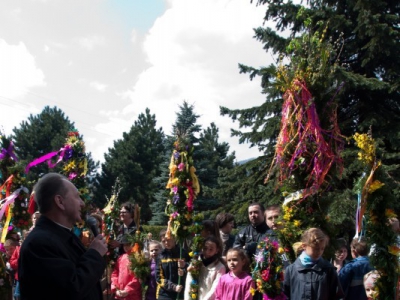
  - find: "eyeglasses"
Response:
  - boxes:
[120,211,128,214]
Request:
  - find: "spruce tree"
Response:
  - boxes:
[220,0,399,297]
[12,106,98,185]
[94,108,164,221]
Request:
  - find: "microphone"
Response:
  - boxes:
[86,216,99,237]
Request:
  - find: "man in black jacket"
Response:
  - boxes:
[18,173,107,300]
[233,202,269,259]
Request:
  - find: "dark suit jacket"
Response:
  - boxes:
[18,216,106,300]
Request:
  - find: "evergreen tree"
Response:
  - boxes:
[196,122,235,214]
[12,106,99,183]
[220,1,399,297]
[94,108,164,221]
[149,137,172,225]
[150,101,236,224]
[220,0,400,220]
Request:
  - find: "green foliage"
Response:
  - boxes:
[12,106,75,183]
[151,101,236,223]
[142,225,166,240]
[220,0,400,231]
[94,108,164,221]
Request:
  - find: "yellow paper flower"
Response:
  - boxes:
[385,209,397,219]
[250,287,256,296]
[293,220,302,227]
[368,180,384,194]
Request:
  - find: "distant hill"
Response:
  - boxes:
[237,157,256,165]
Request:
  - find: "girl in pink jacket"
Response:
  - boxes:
[111,235,141,300]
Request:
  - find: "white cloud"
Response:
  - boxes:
[0,39,46,98]
[122,0,270,160]
[78,35,106,51]
[89,81,108,92]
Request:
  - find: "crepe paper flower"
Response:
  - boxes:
[68,172,77,180]
[262,269,271,281]
[252,237,285,299]
[178,162,185,171]
[293,220,302,227]
[388,245,400,256]
[171,211,179,219]
[172,186,178,194]
[173,194,180,204]
[368,180,384,194]
[255,251,265,264]
[173,151,180,159]
[385,209,397,219]
[271,240,279,250]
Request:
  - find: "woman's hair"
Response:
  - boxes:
[203,235,223,257]
[226,248,250,273]
[202,220,220,237]
[292,242,304,257]
[335,238,347,250]
[120,202,135,218]
[215,212,235,229]
[159,228,169,240]
[90,213,103,227]
[301,228,329,247]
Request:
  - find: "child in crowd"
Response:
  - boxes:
[215,248,254,300]
[215,213,235,259]
[363,270,380,300]
[156,229,190,300]
[339,237,373,300]
[184,236,226,300]
[10,238,21,300]
[145,240,162,300]
[332,238,349,273]
[111,234,141,300]
[29,211,41,231]
[283,228,344,300]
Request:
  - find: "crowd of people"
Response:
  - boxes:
[1,173,399,300]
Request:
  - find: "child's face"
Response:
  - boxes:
[202,241,219,259]
[226,251,245,276]
[161,236,176,250]
[304,242,326,260]
[335,247,348,262]
[149,244,161,259]
[123,244,133,253]
[365,285,377,299]
[32,213,41,225]
[5,245,16,258]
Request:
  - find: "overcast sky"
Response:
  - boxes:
[0,0,275,164]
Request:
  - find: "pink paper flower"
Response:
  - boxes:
[178,163,185,171]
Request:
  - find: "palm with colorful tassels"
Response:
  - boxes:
[102,177,122,268]
[353,131,399,299]
[128,204,151,285]
[25,129,91,236]
[0,135,31,243]
[165,136,202,300]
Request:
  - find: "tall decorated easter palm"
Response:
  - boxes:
[164,132,203,300]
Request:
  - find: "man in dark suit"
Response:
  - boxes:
[233,202,269,258]
[18,173,107,300]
